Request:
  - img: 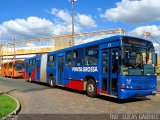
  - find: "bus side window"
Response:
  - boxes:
[72,49,84,67]
[112,51,118,73]
[29,59,33,68]
[32,59,36,68]
[26,62,28,68]
[4,64,7,68]
[66,51,72,66]
[102,51,108,73]
[47,55,55,67]
[85,46,98,66]
[9,63,12,68]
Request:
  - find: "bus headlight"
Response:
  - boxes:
[120,85,126,89]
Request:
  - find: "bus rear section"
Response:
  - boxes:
[24,54,47,83]
[1,63,7,76]
[1,60,24,78]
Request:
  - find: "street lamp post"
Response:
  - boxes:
[13,38,16,59]
[69,0,77,46]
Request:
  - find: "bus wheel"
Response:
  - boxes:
[49,76,56,88]
[86,79,97,98]
[29,76,32,83]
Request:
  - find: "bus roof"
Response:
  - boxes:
[48,35,153,55]
[25,54,42,60]
[25,35,153,60]
[48,35,122,55]
[1,60,24,64]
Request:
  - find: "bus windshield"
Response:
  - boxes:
[15,62,24,71]
[121,45,156,76]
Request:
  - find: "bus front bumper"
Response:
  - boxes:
[118,88,157,99]
[13,72,24,78]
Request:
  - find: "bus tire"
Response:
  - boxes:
[49,76,56,88]
[86,79,97,98]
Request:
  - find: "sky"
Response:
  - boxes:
[0,0,160,46]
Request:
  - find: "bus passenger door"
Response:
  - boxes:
[101,50,110,94]
[57,55,65,85]
[110,49,119,96]
[101,49,119,96]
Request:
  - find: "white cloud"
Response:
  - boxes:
[51,8,72,23]
[51,8,97,28]
[129,25,160,39]
[0,16,80,43]
[0,8,97,43]
[0,17,55,42]
[52,24,81,36]
[129,25,160,56]
[76,14,97,28]
[101,0,160,23]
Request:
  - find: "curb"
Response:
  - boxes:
[1,94,21,120]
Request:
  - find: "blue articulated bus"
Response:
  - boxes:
[24,35,157,99]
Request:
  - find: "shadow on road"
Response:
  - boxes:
[97,95,151,104]
[24,81,152,104]
[31,81,50,87]
[50,86,151,104]
[19,87,51,93]
[1,76,23,79]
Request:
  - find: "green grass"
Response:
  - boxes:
[0,95,17,118]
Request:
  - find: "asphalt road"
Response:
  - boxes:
[0,76,160,115]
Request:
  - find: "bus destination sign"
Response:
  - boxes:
[128,40,145,46]
[122,37,147,46]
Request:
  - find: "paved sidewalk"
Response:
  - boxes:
[0,76,160,114]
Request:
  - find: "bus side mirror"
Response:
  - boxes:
[155,53,158,66]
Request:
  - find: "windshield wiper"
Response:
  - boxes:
[131,45,141,55]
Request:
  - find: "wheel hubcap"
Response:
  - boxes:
[29,77,31,82]
[88,84,94,93]
[50,79,53,86]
